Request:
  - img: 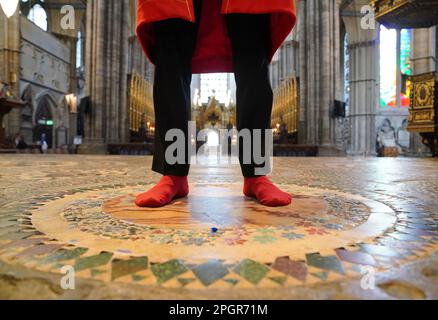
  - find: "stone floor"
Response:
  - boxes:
[0,155,438,300]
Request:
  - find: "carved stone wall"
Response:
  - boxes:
[19,16,72,147]
[0,9,21,140]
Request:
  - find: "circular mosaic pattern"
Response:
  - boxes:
[102,185,370,230]
[1,156,438,294]
[31,183,396,264]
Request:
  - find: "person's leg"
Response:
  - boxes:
[226,13,292,207]
[136,1,201,208]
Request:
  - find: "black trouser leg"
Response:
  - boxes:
[152,1,201,176]
[226,14,273,177]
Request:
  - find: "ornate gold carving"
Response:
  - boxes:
[272,76,299,134]
[407,72,436,134]
[371,0,409,19]
[371,0,438,28]
[128,72,154,133]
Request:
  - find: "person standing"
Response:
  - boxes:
[40,133,48,154]
[135,0,296,207]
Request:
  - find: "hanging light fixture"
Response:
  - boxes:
[0,0,19,18]
[65,94,78,113]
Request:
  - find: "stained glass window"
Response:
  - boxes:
[379,26,412,108]
[380,26,397,107]
[400,29,412,107]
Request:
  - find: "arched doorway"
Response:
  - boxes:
[33,99,54,148]
[207,129,220,147]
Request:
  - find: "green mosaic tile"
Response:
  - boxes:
[233,259,270,285]
[0,232,35,241]
[0,227,24,237]
[111,257,149,281]
[132,275,147,282]
[178,278,196,287]
[15,244,64,259]
[311,271,328,281]
[0,238,46,250]
[0,220,18,229]
[151,260,188,284]
[74,252,113,271]
[90,269,107,278]
[192,260,229,286]
[268,276,288,286]
[38,247,88,265]
[306,253,345,275]
[223,278,240,286]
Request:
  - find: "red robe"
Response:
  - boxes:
[137,0,296,74]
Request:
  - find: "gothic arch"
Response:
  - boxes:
[32,92,58,148]
[25,1,49,31]
[33,91,58,126]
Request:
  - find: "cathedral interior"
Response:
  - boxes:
[1,0,438,300]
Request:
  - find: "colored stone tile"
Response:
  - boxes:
[335,249,378,267]
[0,227,25,237]
[111,256,149,281]
[178,278,196,287]
[269,276,288,286]
[74,252,113,271]
[0,238,47,250]
[233,259,270,285]
[2,155,438,297]
[396,227,437,237]
[132,274,147,282]
[311,271,328,281]
[38,247,88,265]
[399,219,436,226]
[359,244,401,258]
[272,257,307,282]
[377,238,422,251]
[192,260,229,286]
[151,260,188,284]
[306,253,345,275]
[221,278,239,287]
[91,269,107,278]
[0,232,38,241]
[387,232,423,242]
[0,220,19,229]
[402,224,437,231]
[15,244,64,259]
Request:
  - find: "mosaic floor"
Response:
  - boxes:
[0,155,438,299]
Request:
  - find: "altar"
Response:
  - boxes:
[371,0,438,156]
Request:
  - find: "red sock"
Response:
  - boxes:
[244,176,292,207]
[135,175,189,208]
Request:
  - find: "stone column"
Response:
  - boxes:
[298,0,343,154]
[342,11,380,156]
[80,0,130,154]
[0,10,21,139]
